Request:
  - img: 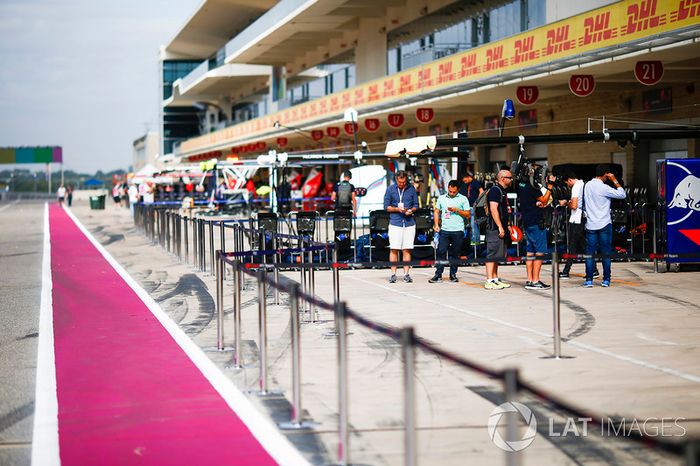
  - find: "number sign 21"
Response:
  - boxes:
[634,61,663,86]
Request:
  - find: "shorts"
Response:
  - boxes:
[524,225,547,254]
[388,224,415,250]
[486,228,506,258]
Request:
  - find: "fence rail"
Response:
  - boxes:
[132,202,698,465]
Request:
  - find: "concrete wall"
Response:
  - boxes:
[133,131,160,172]
[546,0,617,23]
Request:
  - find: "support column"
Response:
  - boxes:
[355,18,387,85]
[270,65,287,111]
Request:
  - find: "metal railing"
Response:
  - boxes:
[132,202,698,465]
[213,251,694,465]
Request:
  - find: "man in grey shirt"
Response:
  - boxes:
[582,165,627,288]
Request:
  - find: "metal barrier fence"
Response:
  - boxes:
[132,202,698,465]
[134,197,669,267]
[214,252,695,465]
[0,192,55,201]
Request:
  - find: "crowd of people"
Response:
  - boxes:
[378,164,627,290]
[87,163,627,291]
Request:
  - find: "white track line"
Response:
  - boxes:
[349,275,700,384]
[0,200,20,213]
[31,203,60,465]
[636,332,680,346]
[62,207,310,466]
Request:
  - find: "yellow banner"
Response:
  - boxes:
[181,0,700,154]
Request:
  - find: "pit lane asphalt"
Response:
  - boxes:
[0,200,45,465]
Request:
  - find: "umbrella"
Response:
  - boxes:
[83,178,105,186]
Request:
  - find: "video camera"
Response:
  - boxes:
[510,145,568,201]
[510,145,570,237]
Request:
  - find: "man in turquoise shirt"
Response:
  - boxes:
[429,180,471,283]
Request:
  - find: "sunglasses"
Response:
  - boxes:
[502,176,513,179]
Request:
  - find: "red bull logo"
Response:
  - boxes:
[665,160,700,250]
[668,174,700,212]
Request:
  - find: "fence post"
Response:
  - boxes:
[653,207,659,273]
[192,218,197,266]
[299,235,308,319]
[220,221,226,281]
[401,327,417,466]
[233,260,243,369]
[169,211,174,253]
[179,214,183,260]
[216,251,225,351]
[551,250,561,359]
[195,219,199,270]
[209,220,215,275]
[504,368,520,466]
[333,247,340,304]
[174,214,179,260]
[308,244,316,321]
[257,268,269,394]
[336,301,349,465]
[184,216,189,264]
[290,283,302,421]
[279,282,314,430]
[165,211,170,252]
[274,232,280,305]
[200,219,206,272]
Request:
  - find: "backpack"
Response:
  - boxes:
[473,187,493,229]
[336,181,353,209]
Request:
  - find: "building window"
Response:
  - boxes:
[527,0,546,29]
[162,60,200,100]
[489,1,521,42]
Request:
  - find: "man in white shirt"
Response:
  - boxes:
[56,185,66,204]
[559,171,597,279]
[582,165,627,288]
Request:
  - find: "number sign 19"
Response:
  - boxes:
[516,86,539,105]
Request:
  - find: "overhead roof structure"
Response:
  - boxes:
[164,0,277,59]
[161,0,700,165]
[165,65,329,108]
[221,0,485,70]
[177,0,700,158]
[165,64,272,107]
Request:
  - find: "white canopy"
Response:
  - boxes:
[384,136,437,157]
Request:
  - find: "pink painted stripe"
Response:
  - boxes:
[49,205,277,465]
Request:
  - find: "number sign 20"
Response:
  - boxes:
[569,75,595,97]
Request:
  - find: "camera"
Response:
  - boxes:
[510,145,570,236]
[510,146,569,201]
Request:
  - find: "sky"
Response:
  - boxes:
[0,0,195,173]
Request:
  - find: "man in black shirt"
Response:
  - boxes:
[332,170,356,214]
[459,171,483,207]
[517,169,555,290]
[484,170,513,290]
